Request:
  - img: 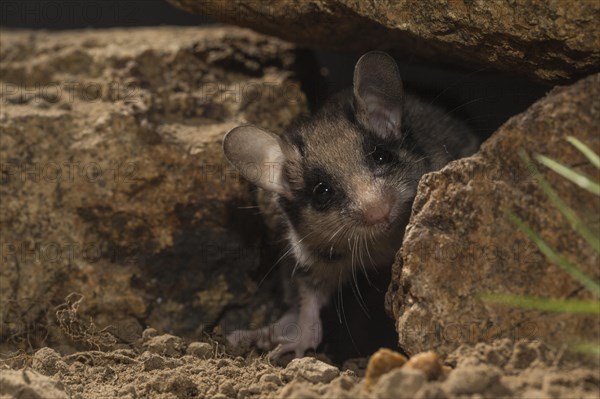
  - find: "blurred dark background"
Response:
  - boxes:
[1,0,551,140]
[0,0,212,29]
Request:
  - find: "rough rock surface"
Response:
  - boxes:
[387,73,600,357]
[0,27,308,352]
[168,0,600,83]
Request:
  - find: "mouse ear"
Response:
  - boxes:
[353,51,403,140]
[223,125,291,198]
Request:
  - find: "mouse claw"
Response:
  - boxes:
[267,344,285,361]
[267,342,305,361]
[267,332,321,359]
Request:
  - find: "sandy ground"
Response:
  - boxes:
[1,330,598,399]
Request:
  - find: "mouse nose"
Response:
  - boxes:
[362,198,392,225]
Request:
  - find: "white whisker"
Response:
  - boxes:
[258,230,315,288]
[349,233,369,315]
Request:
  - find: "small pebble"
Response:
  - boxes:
[404,351,444,380]
[281,357,340,384]
[32,347,66,376]
[373,368,427,399]
[261,382,279,392]
[259,373,282,385]
[219,381,236,397]
[364,348,408,388]
[186,342,213,359]
[165,375,198,397]
[117,384,137,397]
[142,328,158,341]
[330,374,356,391]
[342,357,369,377]
[143,334,184,357]
[238,387,253,399]
[139,352,165,371]
[443,365,501,395]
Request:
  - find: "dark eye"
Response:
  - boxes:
[371,146,395,165]
[312,182,333,207]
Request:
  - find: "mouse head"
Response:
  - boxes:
[223,52,422,253]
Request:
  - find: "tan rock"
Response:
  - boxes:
[0,27,308,351]
[404,351,444,381]
[281,357,340,384]
[168,0,600,82]
[143,334,184,357]
[386,73,600,357]
[186,341,213,359]
[31,347,68,376]
[364,348,407,388]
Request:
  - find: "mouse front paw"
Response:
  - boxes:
[226,310,300,352]
[269,318,323,359]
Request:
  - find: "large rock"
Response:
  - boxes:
[168,0,600,83]
[386,73,600,356]
[0,27,308,351]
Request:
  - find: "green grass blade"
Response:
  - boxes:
[507,212,600,297]
[567,136,600,169]
[571,342,600,356]
[536,154,600,195]
[481,293,600,314]
[519,152,600,253]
